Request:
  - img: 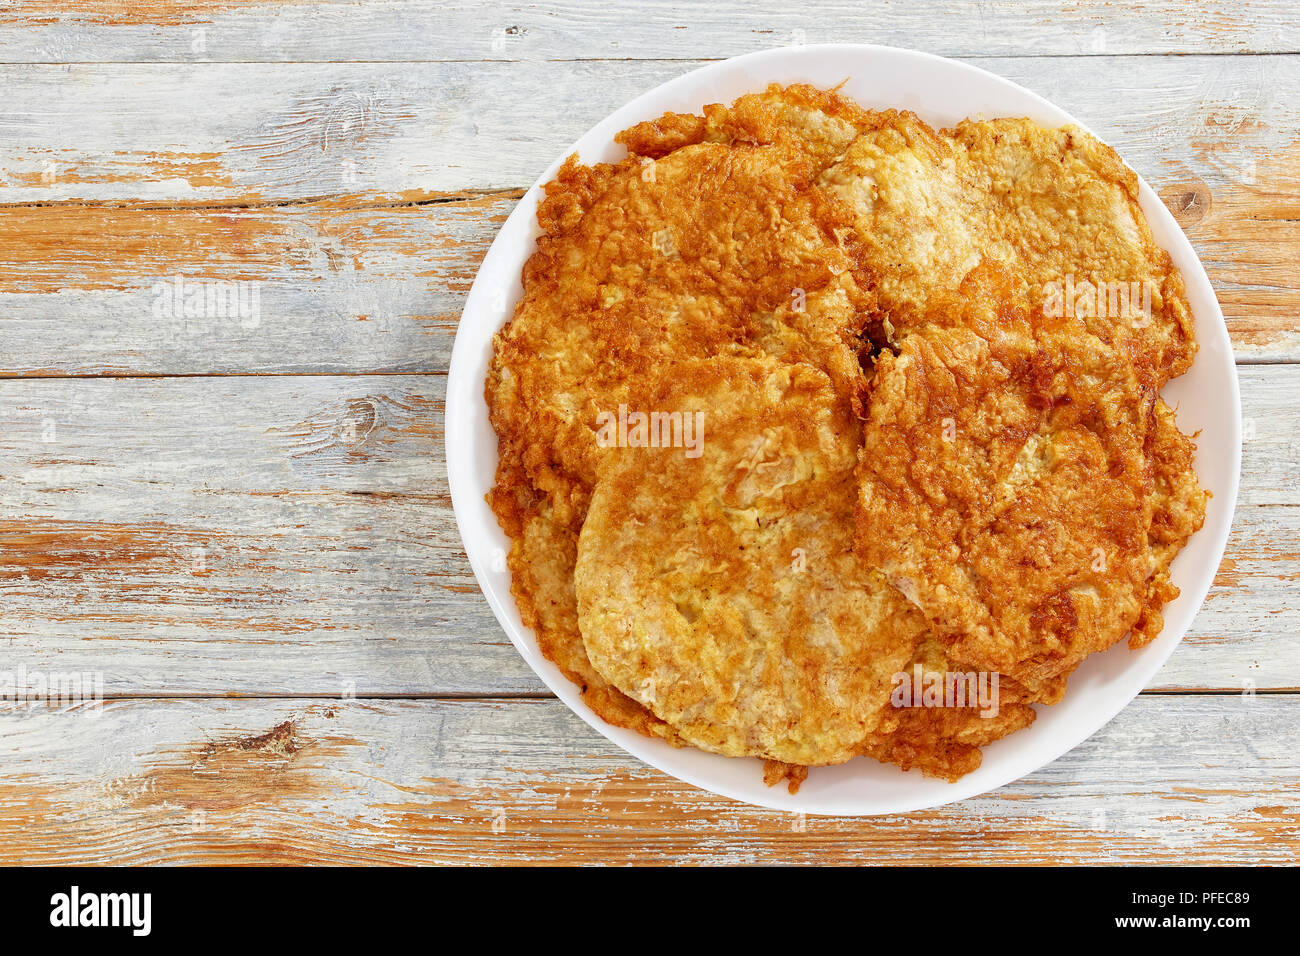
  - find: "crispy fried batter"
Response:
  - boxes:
[509,503,682,743]
[856,266,1205,702]
[857,306,1140,698]
[1132,398,1210,647]
[489,140,872,510]
[485,82,1207,789]
[822,115,1195,384]
[857,632,1039,780]
[487,88,880,738]
[575,357,926,766]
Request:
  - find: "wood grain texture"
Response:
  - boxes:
[0,2,1295,863]
[0,369,1291,696]
[0,374,507,695]
[0,56,1295,366]
[0,0,1296,62]
[0,696,1293,865]
[0,57,1286,203]
[0,192,511,375]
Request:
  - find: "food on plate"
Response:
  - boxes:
[821,113,1195,382]
[855,265,1189,702]
[575,356,926,766]
[484,83,1207,790]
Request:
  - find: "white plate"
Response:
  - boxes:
[445,44,1241,815]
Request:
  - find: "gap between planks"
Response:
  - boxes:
[0,188,525,213]
[3,52,1299,66]
[58,689,1300,701]
[0,370,448,380]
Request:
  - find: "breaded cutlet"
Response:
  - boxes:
[821,113,1195,385]
[856,266,1206,702]
[576,356,927,766]
[485,83,1207,788]
[487,87,884,740]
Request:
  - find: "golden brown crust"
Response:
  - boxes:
[856,266,1158,700]
[485,84,1207,790]
[615,111,708,158]
[1131,399,1210,648]
[855,259,1206,705]
[487,86,885,761]
[822,115,1196,386]
[762,759,810,794]
[508,503,681,744]
[575,357,927,766]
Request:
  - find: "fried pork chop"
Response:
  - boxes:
[575,357,926,765]
[488,87,883,744]
[821,113,1195,385]
[858,270,1146,700]
[484,82,1207,788]
[856,267,1206,702]
[861,652,1039,780]
[1133,398,1211,648]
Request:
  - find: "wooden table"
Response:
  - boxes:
[0,1,1295,866]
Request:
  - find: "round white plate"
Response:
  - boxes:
[445,44,1241,815]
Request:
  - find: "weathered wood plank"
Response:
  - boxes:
[0,57,1293,366]
[0,57,1292,202]
[0,192,511,375]
[0,374,508,695]
[0,695,1292,865]
[0,369,1291,695]
[0,0,1295,63]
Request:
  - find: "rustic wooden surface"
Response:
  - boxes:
[0,1,1295,865]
